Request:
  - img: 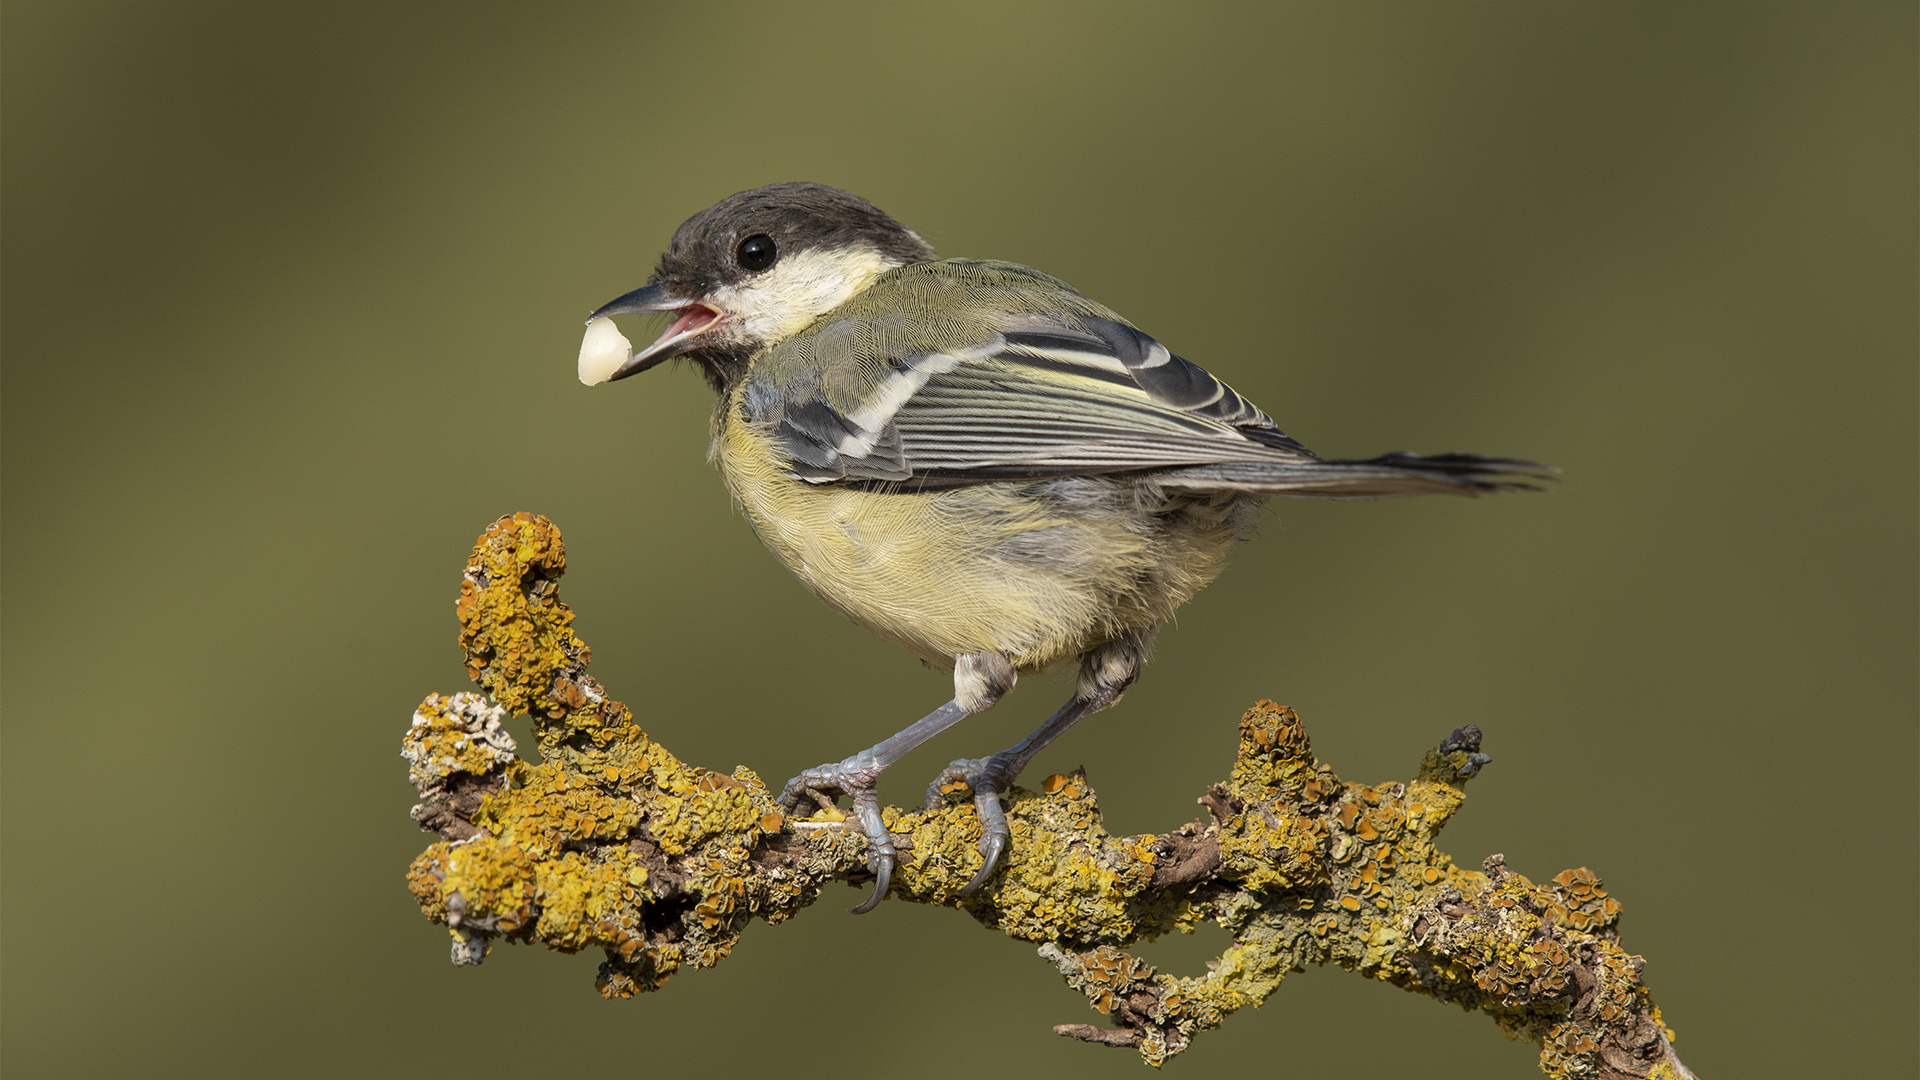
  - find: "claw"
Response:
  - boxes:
[929,754,1017,896]
[958,813,1007,896]
[780,753,898,915]
[846,788,895,915]
[850,855,892,915]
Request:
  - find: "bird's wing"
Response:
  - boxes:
[742,314,1316,487]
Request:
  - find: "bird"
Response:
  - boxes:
[580,182,1548,914]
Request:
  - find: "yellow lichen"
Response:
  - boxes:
[455,512,587,719]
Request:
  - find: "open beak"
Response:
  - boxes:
[583,283,723,382]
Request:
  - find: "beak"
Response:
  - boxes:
[584,283,723,382]
[586,282,689,322]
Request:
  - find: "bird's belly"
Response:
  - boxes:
[716,422,1253,672]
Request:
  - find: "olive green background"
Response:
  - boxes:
[4,2,1913,1076]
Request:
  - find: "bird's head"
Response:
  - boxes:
[580,182,935,389]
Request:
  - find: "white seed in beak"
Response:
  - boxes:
[577,316,633,386]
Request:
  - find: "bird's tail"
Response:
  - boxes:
[1153,452,1555,499]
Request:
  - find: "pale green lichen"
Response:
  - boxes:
[402,692,515,790]
[403,514,1694,1079]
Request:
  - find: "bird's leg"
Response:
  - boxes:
[924,694,1113,896]
[926,632,1150,896]
[779,652,1016,914]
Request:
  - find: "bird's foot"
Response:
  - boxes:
[925,752,1024,895]
[780,752,894,915]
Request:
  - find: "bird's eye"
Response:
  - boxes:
[736,234,777,272]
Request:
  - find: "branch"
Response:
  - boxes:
[402,513,1696,1077]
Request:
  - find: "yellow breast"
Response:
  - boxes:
[713,405,1255,673]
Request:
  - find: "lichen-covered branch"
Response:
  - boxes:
[403,513,1696,1078]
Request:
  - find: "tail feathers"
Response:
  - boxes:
[1154,451,1556,499]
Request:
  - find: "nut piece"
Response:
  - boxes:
[578,316,633,386]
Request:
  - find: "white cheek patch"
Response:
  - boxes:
[578,317,633,386]
[710,246,902,345]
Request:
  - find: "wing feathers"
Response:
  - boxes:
[753,311,1314,484]
[1079,317,1301,440]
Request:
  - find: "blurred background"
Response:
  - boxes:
[3,2,1913,1076]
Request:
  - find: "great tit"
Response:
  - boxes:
[582,182,1546,913]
